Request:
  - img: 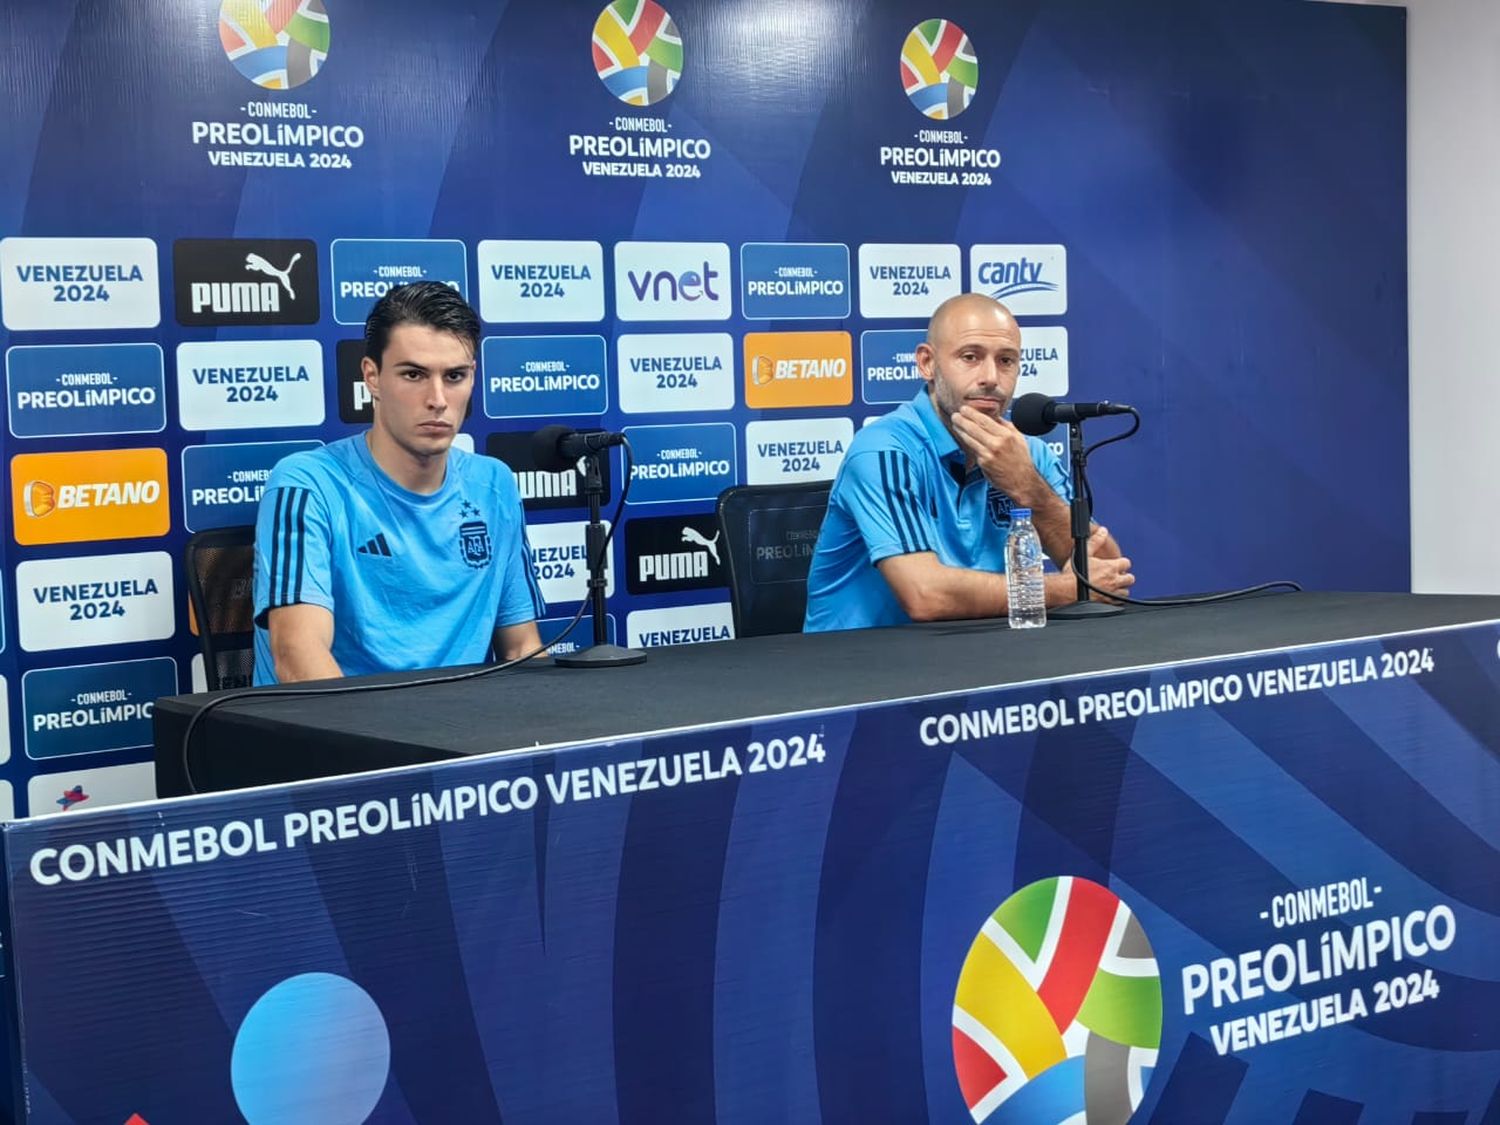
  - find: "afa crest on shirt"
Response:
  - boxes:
[459,520,492,569]
[985,486,1014,528]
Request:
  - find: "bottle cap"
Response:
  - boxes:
[1011,508,1031,519]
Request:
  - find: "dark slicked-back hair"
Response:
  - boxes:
[364,282,481,365]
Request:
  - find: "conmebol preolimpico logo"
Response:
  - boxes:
[219,0,330,90]
[902,20,977,120]
[953,877,1161,1123]
[593,0,682,106]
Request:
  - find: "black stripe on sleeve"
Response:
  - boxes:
[276,488,294,607]
[882,451,931,555]
[290,488,309,604]
[269,488,287,605]
[271,486,311,608]
[520,537,545,616]
[878,451,915,554]
[896,455,932,552]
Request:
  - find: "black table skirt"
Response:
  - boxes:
[154,591,1500,796]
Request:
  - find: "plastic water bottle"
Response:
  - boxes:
[1006,508,1047,629]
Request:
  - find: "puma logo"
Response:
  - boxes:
[681,526,721,565]
[243,251,301,298]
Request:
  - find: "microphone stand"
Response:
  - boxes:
[555,452,647,668]
[1048,420,1123,620]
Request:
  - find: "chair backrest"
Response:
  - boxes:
[183,525,257,691]
[716,482,832,638]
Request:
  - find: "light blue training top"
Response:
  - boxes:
[803,388,1071,633]
[253,435,544,683]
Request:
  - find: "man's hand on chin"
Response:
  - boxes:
[950,404,1048,504]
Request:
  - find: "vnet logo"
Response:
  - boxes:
[614,242,732,321]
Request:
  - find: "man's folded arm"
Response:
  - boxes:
[491,523,547,662]
[493,620,544,662]
[266,603,343,683]
[875,551,1081,622]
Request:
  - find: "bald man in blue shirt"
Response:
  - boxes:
[804,293,1134,632]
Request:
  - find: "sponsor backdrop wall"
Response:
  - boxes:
[0,0,1407,818]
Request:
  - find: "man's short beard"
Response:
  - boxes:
[928,364,964,424]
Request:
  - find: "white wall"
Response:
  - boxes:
[1405,0,1500,593]
[1328,0,1500,593]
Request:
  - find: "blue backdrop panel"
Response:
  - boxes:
[0,0,1407,815]
[4,622,1497,1122]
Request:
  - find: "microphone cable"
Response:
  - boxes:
[178,439,636,796]
[1051,406,1301,608]
[1080,407,1140,460]
[1065,571,1303,608]
[1073,409,1139,519]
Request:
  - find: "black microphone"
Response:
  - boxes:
[1009,393,1135,436]
[531,425,626,472]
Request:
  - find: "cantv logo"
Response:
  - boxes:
[614,242,732,321]
[975,258,1055,301]
[969,244,1068,317]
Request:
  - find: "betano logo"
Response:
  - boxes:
[593,0,683,106]
[744,331,853,409]
[11,450,170,546]
[953,876,1161,1124]
[901,19,978,120]
[219,0,330,90]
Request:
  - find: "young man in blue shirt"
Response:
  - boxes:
[253,282,545,683]
[804,293,1134,632]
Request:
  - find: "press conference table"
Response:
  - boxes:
[153,591,1500,797]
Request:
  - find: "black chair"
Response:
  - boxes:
[183,525,257,691]
[716,482,832,638]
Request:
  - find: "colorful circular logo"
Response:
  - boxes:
[219,0,331,90]
[593,1,683,106]
[902,19,978,120]
[952,877,1162,1123]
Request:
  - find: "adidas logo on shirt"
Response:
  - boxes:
[357,533,392,557]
